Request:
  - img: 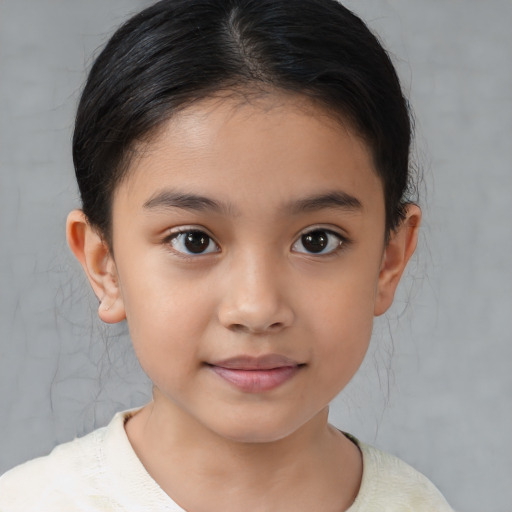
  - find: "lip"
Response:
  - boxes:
[207,354,303,393]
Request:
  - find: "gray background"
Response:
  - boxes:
[1,1,511,510]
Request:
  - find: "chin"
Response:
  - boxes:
[207,413,311,445]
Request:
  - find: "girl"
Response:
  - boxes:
[0,0,454,510]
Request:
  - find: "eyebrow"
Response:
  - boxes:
[143,190,232,214]
[286,191,362,214]
[143,189,362,216]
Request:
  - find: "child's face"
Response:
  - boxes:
[96,93,401,442]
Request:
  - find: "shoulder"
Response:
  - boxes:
[348,438,454,512]
[0,419,114,511]
[0,409,176,512]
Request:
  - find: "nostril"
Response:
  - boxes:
[219,299,295,334]
[229,323,248,333]
[227,322,284,334]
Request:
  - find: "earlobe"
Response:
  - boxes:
[66,210,126,324]
[374,204,421,316]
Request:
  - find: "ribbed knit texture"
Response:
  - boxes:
[0,411,453,511]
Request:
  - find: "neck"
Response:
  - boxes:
[125,391,361,512]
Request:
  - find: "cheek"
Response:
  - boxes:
[315,294,375,363]
[116,256,214,383]
[299,257,381,388]
[118,246,205,330]
[311,296,374,401]
[306,258,380,332]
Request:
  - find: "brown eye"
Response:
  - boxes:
[302,231,328,253]
[184,232,210,253]
[169,230,219,255]
[292,229,343,255]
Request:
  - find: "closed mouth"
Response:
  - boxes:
[206,354,304,393]
[208,354,302,371]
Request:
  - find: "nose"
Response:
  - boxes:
[217,250,295,335]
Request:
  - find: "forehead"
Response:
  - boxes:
[115,92,384,217]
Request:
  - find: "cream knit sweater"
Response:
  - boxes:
[0,411,453,511]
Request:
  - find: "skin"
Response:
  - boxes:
[67,92,420,511]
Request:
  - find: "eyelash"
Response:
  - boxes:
[163,226,349,258]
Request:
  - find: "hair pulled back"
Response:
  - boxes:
[73,0,414,243]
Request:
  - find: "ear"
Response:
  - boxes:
[374,204,421,316]
[66,210,126,324]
